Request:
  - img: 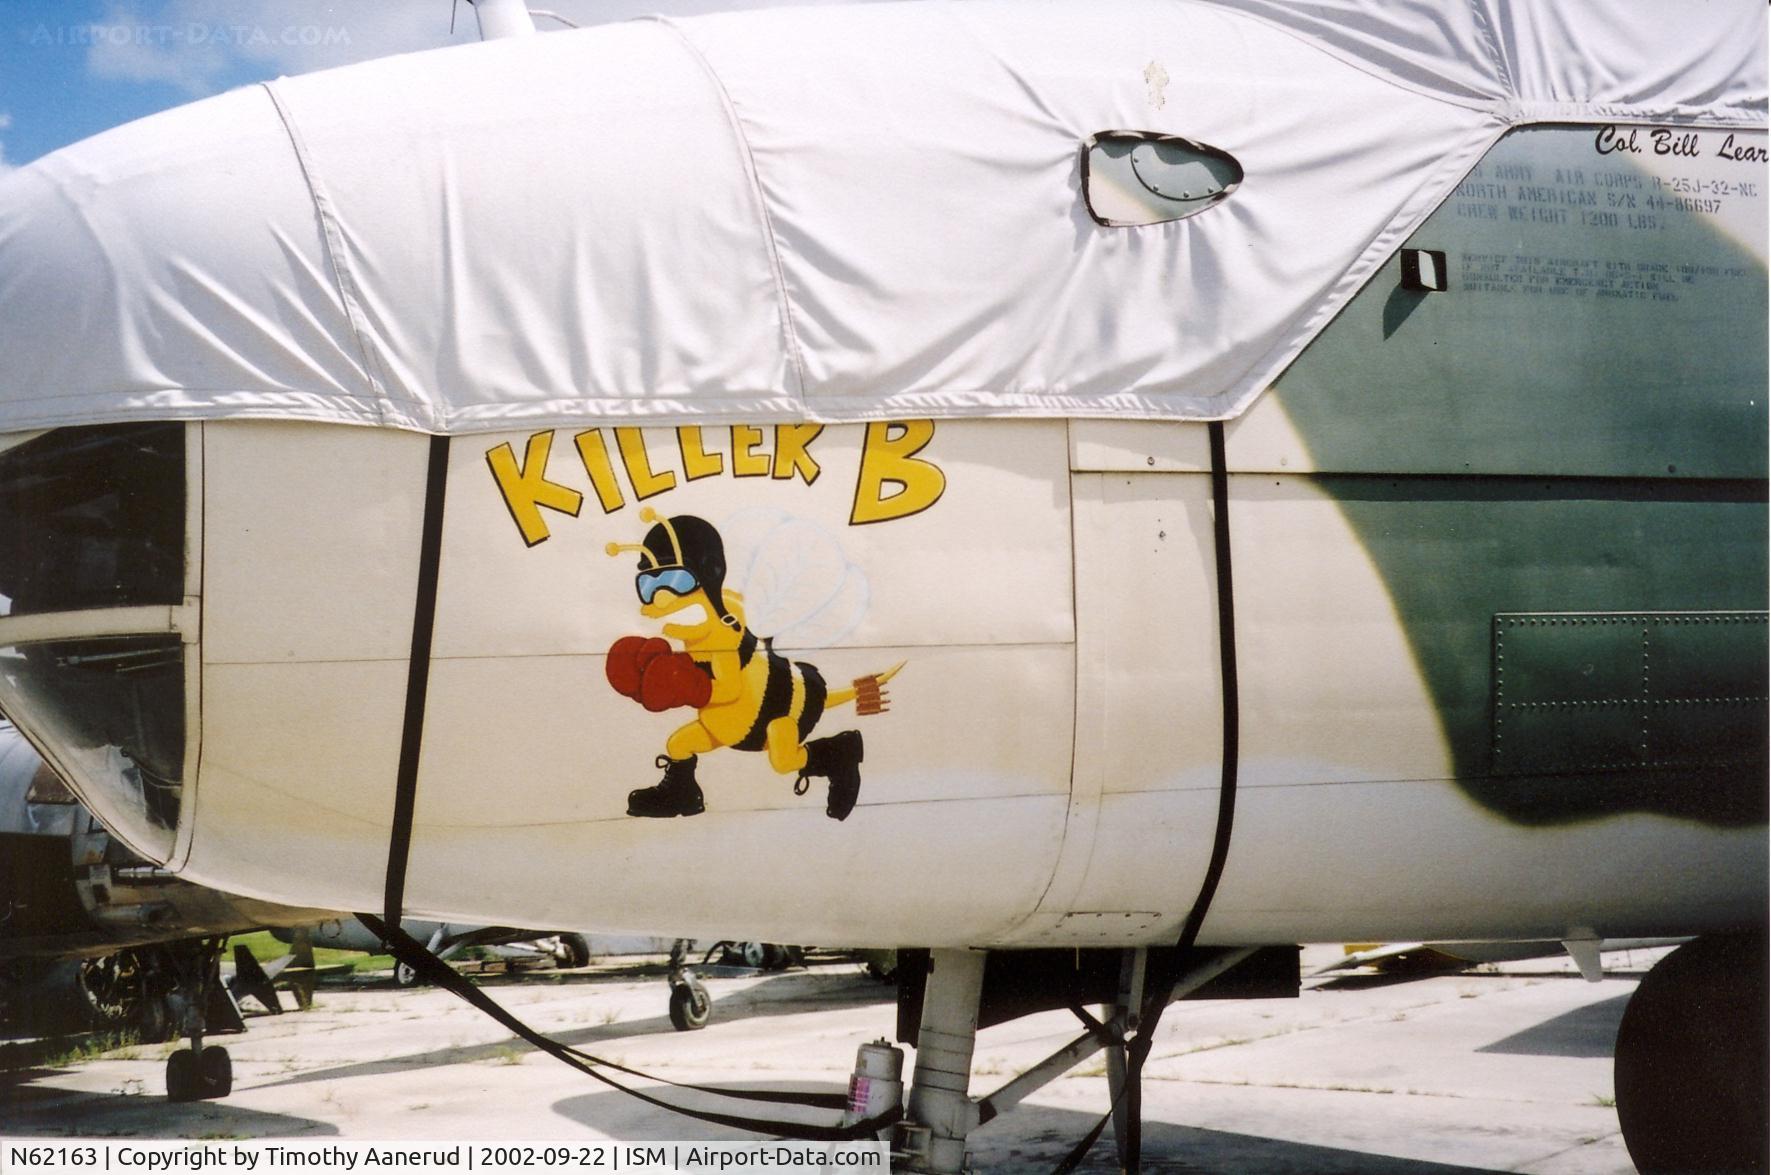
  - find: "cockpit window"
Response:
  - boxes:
[0,424,185,617]
[0,635,184,862]
[1082,131,1243,227]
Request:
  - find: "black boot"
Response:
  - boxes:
[798,730,863,821]
[628,755,705,818]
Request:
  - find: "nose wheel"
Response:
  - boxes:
[665,939,713,1032]
[158,936,243,1102]
[166,1044,232,1102]
[668,976,712,1031]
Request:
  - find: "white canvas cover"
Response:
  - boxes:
[0,0,1762,434]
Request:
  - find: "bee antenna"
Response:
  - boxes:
[604,540,659,569]
[639,509,685,565]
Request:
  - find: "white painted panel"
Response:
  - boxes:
[1222,392,1318,473]
[202,422,430,664]
[1032,470,1221,928]
[1076,472,1225,797]
[1065,789,1220,938]
[183,660,409,911]
[1068,419,1211,473]
[402,795,1072,948]
[1068,410,1322,481]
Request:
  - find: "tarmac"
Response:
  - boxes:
[0,944,1667,1173]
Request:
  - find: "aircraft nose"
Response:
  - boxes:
[0,67,479,869]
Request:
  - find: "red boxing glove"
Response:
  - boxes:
[639,652,714,712]
[607,636,671,700]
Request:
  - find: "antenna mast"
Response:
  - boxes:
[467,0,537,40]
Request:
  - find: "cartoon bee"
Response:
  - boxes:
[604,508,902,821]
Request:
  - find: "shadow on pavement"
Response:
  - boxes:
[978,1112,1515,1174]
[0,1070,341,1138]
[1476,993,1628,1058]
[247,966,890,1091]
[552,1086,1514,1174]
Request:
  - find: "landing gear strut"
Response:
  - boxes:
[895,951,987,1173]
[892,946,1265,1172]
[160,937,237,1102]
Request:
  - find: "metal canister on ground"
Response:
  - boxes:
[845,1039,905,1133]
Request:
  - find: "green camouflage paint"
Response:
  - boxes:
[1269,125,1768,827]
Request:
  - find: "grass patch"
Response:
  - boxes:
[1176,1036,1251,1055]
[41,1031,141,1068]
[227,930,394,975]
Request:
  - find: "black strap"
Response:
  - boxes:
[1064,420,1243,1172]
[356,915,895,1140]
[1128,419,1243,1163]
[1052,1081,1125,1175]
[1141,422,1241,1004]
[384,434,452,931]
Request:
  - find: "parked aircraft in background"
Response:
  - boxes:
[1317,940,1688,982]
[278,919,590,987]
[0,721,331,1099]
[0,1,1762,1169]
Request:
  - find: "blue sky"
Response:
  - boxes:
[0,0,867,174]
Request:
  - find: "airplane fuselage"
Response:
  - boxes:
[1,120,1763,947]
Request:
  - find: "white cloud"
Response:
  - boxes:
[86,2,238,95]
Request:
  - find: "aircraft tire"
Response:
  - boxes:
[165,1048,199,1102]
[199,1046,233,1099]
[557,934,591,970]
[1614,933,1768,1174]
[394,962,421,988]
[668,978,711,1032]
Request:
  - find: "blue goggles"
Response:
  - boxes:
[636,567,698,604]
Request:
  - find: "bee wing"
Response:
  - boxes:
[721,508,869,651]
[717,506,793,595]
[768,564,870,654]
